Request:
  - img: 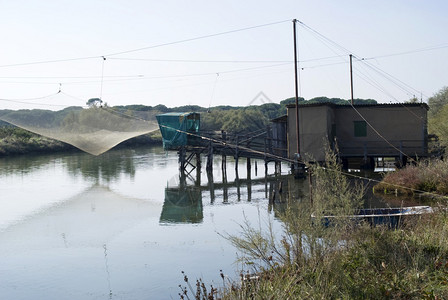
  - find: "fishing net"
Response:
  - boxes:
[0,106,159,155]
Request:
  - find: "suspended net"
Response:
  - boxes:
[0,106,159,155]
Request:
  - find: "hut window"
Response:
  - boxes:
[354,121,367,137]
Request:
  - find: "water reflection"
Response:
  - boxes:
[0,149,139,182]
[161,170,308,224]
[0,184,161,247]
[0,152,66,176]
[160,186,203,224]
[63,150,137,183]
[0,147,171,185]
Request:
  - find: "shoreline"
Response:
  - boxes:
[0,127,162,157]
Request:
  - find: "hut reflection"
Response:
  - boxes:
[160,168,308,224]
[160,186,203,224]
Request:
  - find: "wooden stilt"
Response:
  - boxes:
[235,135,239,178]
[247,179,252,201]
[195,152,201,186]
[275,161,282,175]
[207,170,215,203]
[235,172,241,201]
[221,130,227,179]
[223,181,228,203]
[264,176,268,199]
[179,146,186,172]
[206,141,213,173]
[264,135,268,176]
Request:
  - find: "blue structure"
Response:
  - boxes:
[156,112,200,150]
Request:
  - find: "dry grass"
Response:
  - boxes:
[375,159,448,196]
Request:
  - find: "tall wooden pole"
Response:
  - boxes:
[293,19,300,155]
[349,54,354,105]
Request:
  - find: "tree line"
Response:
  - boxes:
[113,96,377,133]
[4,89,448,156]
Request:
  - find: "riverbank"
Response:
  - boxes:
[0,127,162,156]
[211,210,448,299]
[374,159,448,197]
[185,155,448,299]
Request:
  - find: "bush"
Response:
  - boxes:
[375,159,448,196]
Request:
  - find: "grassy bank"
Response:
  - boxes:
[374,159,448,196]
[0,127,162,156]
[0,127,74,155]
[180,154,448,299]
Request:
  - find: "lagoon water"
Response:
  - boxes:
[0,146,298,299]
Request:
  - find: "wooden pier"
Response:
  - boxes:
[176,127,290,178]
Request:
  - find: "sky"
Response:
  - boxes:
[0,0,447,110]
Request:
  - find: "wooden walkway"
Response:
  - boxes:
[175,128,290,177]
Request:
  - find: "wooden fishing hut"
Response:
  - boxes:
[284,102,429,169]
[156,112,289,179]
[156,112,201,150]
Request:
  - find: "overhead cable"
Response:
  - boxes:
[0,20,291,69]
[361,43,448,61]
[105,20,291,57]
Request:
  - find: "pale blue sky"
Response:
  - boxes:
[0,0,447,110]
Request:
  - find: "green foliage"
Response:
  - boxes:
[0,127,73,155]
[86,98,103,107]
[201,109,269,133]
[310,150,365,215]
[424,86,448,152]
[429,103,448,149]
[280,96,377,106]
[428,86,448,117]
[256,103,285,119]
[375,159,448,196]
[280,97,305,106]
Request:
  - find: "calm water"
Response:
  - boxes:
[0,146,301,300]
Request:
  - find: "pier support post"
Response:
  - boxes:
[234,135,239,178]
[179,146,186,172]
[293,153,306,178]
[206,141,213,173]
[207,170,215,203]
[235,171,241,201]
[195,152,201,186]
[247,179,252,201]
[221,130,227,179]
[264,131,268,176]
[275,161,281,175]
[360,157,375,170]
